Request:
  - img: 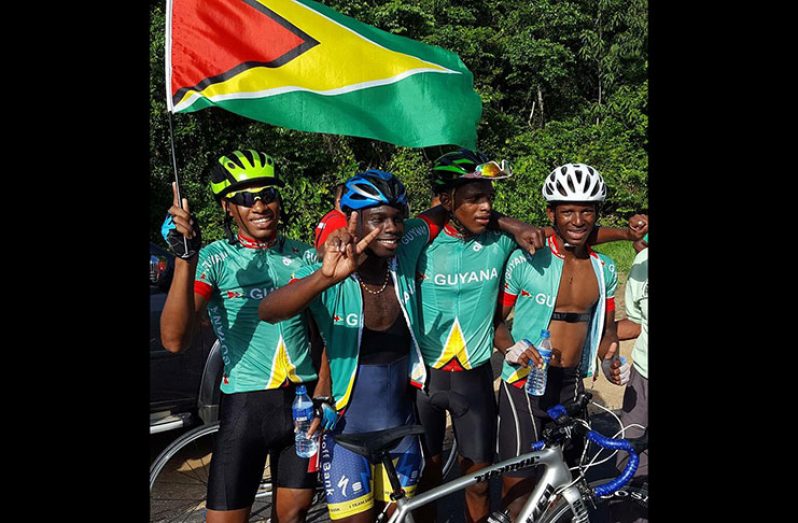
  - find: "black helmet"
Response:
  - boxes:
[430,149,512,193]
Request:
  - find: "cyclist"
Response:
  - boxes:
[160,149,319,523]
[494,162,626,519]
[412,149,523,523]
[258,170,446,523]
[409,150,640,523]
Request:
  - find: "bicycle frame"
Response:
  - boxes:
[387,445,583,523]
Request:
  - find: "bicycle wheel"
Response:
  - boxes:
[149,422,273,522]
[441,432,459,479]
[537,478,648,523]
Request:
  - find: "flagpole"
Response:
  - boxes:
[164,0,188,254]
[167,111,190,255]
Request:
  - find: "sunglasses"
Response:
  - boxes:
[226,187,279,207]
[462,160,513,180]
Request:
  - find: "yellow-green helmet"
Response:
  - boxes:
[209,150,284,200]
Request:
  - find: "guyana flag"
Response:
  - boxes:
[167,0,482,149]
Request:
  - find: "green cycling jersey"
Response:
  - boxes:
[293,218,432,411]
[500,236,617,383]
[194,237,319,394]
[415,225,516,370]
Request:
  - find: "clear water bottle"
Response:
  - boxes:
[292,384,318,458]
[526,329,553,396]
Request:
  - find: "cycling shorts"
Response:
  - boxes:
[207,385,318,511]
[414,362,497,463]
[321,356,422,520]
[498,366,584,478]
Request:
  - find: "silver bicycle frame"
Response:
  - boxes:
[387,446,583,523]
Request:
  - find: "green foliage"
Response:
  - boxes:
[149,0,647,245]
[591,241,637,277]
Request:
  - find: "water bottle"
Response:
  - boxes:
[525,329,553,396]
[292,384,318,458]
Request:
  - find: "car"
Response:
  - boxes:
[150,242,222,434]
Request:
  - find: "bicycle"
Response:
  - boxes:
[149,412,460,522]
[333,391,647,523]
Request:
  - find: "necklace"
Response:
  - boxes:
[358,269,390,295]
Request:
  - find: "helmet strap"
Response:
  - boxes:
[444,187,472,238]
[224,213,238,245]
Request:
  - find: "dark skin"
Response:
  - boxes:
[160,183,315,523]
[260,208,410,523]
[440,180,495,236]
[494,202,621,519]
[420,180,534,523]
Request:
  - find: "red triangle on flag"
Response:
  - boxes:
[171,0,319,104]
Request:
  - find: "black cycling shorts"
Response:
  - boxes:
[207,384,318,511]
[414,362,496,463]
[498,367,584,478]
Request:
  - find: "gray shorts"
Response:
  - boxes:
[616,365,648,477]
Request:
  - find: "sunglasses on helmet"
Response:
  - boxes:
[225,186,279,207]
[461,160,513,180]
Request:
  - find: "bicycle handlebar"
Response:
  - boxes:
[537,392,644,498]
[585,431,639,496]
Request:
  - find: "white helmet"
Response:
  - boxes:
[542,163,606,202]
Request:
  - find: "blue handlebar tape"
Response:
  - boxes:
[586,431,640,496]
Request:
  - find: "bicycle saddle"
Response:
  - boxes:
[334,425,426,459]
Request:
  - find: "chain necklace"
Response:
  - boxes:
[357,269,390,295]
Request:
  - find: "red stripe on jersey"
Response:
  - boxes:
[419,214,441,242]
[501,291,518,308]
[606,297,615,313]
[194,280,213,300]
[511,379,526,389]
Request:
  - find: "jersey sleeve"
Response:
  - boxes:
[291,262,319,283]
[500,249,526,308]
[601,255,618,313]
[499,230,518,259]
[193,246,218,300]
[398,218,431,266]
[624,255,645,324]
[418,214,442,242]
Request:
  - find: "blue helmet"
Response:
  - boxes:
[340,169,409,216]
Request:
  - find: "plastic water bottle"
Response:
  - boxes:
[292,385,318,458]
[526,329,553,396]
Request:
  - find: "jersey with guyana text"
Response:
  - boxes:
[415,226,516,370]
[194,237,319,394]
[293,218,432,411]
[500,236,617,383]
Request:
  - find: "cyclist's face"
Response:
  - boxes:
[222,187,281,241]
[358,205,405,257]
[443,180,494,234]
[547,203,598,247]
